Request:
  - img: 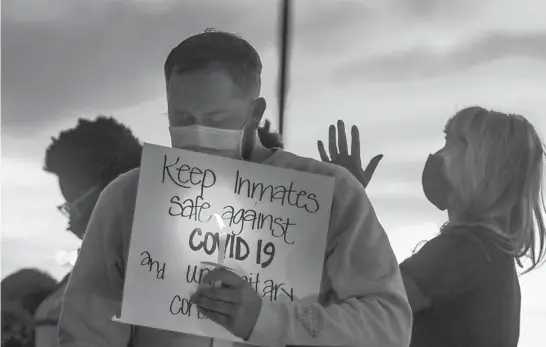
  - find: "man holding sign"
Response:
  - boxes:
[59,31,411,347]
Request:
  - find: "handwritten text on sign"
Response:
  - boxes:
[116,143,335,342]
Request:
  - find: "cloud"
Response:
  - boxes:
[392,0,477,18]
[1,0,385,136]
[1,0,279,133]
[287,0,493,60]
[1,237,78,280]
[7,0,540,135]
[333,31,546,84]
[1,0,392,135]
[290,0,374,53]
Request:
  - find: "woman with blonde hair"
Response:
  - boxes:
[318,106,546,347]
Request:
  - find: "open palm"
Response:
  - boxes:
[317,120,383,189]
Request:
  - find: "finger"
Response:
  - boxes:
[317,141,330,162]
[197,306,231,328]
[263,119,271,132]
[195,287,241,304]
[337,120,348,155]
[191,293,236,316]
[328,125,339,160]
[362,154,384,188]
[201,269,245,288]
[351,125,361,160]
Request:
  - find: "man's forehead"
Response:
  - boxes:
[167,70,251,109]
[168,69,236,90]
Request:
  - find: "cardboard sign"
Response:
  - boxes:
[114,143,335,342]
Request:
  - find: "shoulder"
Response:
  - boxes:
[401,225,494,278]
[34,283,66,321]
[400,225,497,302]
[103,167,140,195]
[416,226,494,260]
[99,167,141,206]
[441,226,496,253]
[90,168,141,246]
[442,224,514,263]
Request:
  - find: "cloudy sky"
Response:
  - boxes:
[2,0,546,344]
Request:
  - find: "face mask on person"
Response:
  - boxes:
[169,123,249,159]
[422,154,452,211]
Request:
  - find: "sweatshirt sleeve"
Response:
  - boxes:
[247,168,412,347]
[58,174,135,347]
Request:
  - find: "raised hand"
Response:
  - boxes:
[317,120,383,189]
[258,119,284,149]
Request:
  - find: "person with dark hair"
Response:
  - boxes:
[43,116,143,239]
[59,30,411,347]
[33,116,143,347]
[1,269,58,347]
[319,109,546,347]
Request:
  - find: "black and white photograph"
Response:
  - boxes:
[2,1,546,346]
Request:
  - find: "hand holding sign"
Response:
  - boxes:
[114,144,334,341]
[192,268,262,340]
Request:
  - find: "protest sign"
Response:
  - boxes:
[113,143,335,342]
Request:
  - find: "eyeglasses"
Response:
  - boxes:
[57,185,100,218]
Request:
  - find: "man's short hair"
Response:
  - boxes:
[164,29,262,97]
[44,116,142,185]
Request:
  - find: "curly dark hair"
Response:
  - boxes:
[164,29,262,97]
[1,269,58,314]
[43,116,143,186]
[1,269,58,347]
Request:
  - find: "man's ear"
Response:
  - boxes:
[250,97,266,128]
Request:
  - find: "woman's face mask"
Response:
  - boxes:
[422,154,452,211]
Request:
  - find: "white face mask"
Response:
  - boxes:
[169,125,245,159]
